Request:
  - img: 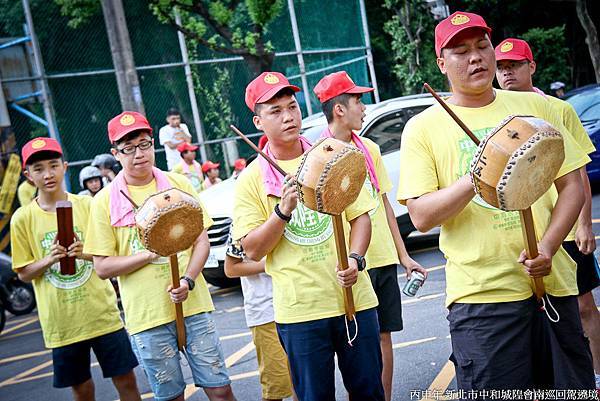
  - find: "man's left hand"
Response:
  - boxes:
[575,224,596,255]
[337,258,359,288]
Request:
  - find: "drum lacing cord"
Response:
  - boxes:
[345,315,358,347]
[541,294,560,323]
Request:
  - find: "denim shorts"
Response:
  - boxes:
[130,312,231,401]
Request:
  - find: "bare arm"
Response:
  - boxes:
[382,194,428,279]
[575,167,595,254]
[224,255,265,278]
[337,212,371,287]
[94,251,157,280]
[406,175,475,232]
[17,238,65,282]
[182,230,210,280]
[519,169,584,277]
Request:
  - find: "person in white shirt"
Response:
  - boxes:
[159,108,192,170]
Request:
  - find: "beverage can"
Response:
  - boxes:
[402,271,425,297]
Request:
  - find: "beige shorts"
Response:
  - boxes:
[251,321,293,399]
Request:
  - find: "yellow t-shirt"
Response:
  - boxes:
[546,95,596,241]
[172,161,204,193]
[232,156,379,324]
[83,172,215,335]
[10,194,123,348]
[397,89,590,307]
[17,180,36,206]
[355,137,399,269]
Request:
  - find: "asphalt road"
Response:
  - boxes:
[2,194,600,401]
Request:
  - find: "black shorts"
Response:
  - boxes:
[448,296,594,397]
[562,241,600,295]
[368,264,403,332]
[51,328,138,388]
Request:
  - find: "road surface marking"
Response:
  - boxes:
[420,360,456,401]
[0,359,53,387]
[0,316,38,336]
[0,350,50,365]
[393,336,437,349]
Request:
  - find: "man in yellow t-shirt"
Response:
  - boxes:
[83,112,236,401]
[398,11,594,391]
[495,37,600,388]
[313,70,429,401]
[234,72,383,400]
[10,137,140,400]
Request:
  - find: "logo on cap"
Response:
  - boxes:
[451,14,470,25]
[119,114,135,126]
[31,139,46,149]
[263,73,280,85]
[500,41,513,52]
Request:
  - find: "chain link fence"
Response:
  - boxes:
[1,0,376,191]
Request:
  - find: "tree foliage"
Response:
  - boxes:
[54,0,100,28]
[383,0,446,95]
[522,26,570,92]
[150,0,284,76]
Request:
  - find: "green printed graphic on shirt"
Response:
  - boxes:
[41,228,93,290]
[284,203,333,246]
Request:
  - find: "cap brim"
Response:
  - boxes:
[111,124,153,143]
[23,148,63,168]
[495,53,529,62]
[346,85,375,95]
[255,84,301,105]
[440,26,492,56]
[188,145,199,151]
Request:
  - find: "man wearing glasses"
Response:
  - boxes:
[84,111,236,401]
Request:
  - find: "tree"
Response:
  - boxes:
[522,26,570,92]
[575,0,600,82]
[383,0,446,95]
[150,0,284,77]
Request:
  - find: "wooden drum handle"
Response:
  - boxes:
[332,215,356,321]
[519,208,545,300]
[56,201,76,275]
[169,255,187,350]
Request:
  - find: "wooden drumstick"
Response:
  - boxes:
[230,125,356,320]
[170,255,186,350]
[424,83,546,300]
[120,190,187,348]
[56,201,76,275]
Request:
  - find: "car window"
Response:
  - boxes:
[363,106,428,155]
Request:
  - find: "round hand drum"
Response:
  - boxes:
[295,137,367,215]
[135,188,204,257]
[470,115,565,211]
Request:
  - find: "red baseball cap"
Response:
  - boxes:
[22,137,63,168]
[245,72,301,112]
[435,11,492,57]
[107,111,153,143]
[177,142,198,153]
[202,161,220,173]
[495,38,533,62]
[234,158,246,170]
[313,71,374,103]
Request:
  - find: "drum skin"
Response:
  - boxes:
[470,116,564,211]
[296,137,367,215]
[135,188,204,256]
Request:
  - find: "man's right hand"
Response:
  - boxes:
[279,174,298,216]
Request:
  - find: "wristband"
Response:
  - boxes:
[274,204,291,222]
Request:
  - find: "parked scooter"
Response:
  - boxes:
[0,253,36,316]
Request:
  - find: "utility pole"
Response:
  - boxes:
[358,0,380,103]
[100,0,145,113]
[287,0,313,115]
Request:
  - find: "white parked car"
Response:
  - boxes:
[200,93,447,287]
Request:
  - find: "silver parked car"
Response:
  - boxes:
[200,93,446,287]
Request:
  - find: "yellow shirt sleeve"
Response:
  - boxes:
[10,207,35,270]
[559,99,595,154]
[84,190,118,256]
[397,116,439,204]
[232,167,269,241]
[345,183,377,222]
[172,163,184,174]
